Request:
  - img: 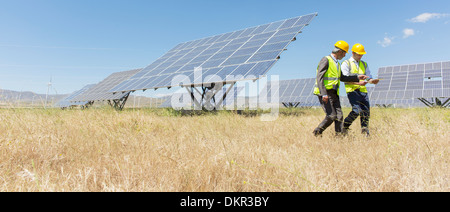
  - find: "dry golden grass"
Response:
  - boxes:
[0,107,448,192]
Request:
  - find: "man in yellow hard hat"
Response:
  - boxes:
[313,41,368,137]
[341,43,380,136]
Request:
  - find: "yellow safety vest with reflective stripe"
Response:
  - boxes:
[314,56,341,96]
[344,59,368,93]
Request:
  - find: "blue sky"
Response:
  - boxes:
[1,0,450,96]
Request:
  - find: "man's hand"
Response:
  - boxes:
[322,95,329,104]
[358,75,369,80]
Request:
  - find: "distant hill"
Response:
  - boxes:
[0,89,166,108]
[0,89,67,107]
[0,89,65,100]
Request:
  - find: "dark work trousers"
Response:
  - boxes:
[316,89,344,134]
[344,90,370,129]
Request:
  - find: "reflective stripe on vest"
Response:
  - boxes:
[344,60,368,93]
[314,56,341,96]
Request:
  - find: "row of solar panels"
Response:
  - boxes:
[257,63,450,108]
[374,61,450,99]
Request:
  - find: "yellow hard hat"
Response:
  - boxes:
[352,43,367,55]
[335,40,349,53]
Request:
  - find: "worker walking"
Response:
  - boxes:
[313,41,368,137]
[342,43,379,136]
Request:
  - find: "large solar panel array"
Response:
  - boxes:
[56,84,95,108]
[109,13,318,93]
[371,61,450,101]
[72,69,142,102]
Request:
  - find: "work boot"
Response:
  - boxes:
[313,128,323,137]
[342,127,349,136]
[361,127,370,137]
[335,132,345,138]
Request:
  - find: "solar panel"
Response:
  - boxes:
[369,98,426,108]
[372,61,450,100]
[109,13,318,93]
[72,69,142,102]
[260,78,320,107]
[370,61,450,107]
[56,84,96,108]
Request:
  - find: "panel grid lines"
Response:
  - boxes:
[373,61,450,100]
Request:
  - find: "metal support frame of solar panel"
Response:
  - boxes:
[188,85,246,110]
[159,86,244,109]
[72,69,142,110]
[370,61,450,108]
[183,82,240,110]
[56,84,96,109]
[110,13,318,110]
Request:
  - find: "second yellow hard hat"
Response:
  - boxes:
[352,43,367,55]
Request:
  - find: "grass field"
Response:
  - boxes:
[0,107,448,192]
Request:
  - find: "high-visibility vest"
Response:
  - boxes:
[314,56,341,96]
[344,59,368,93]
